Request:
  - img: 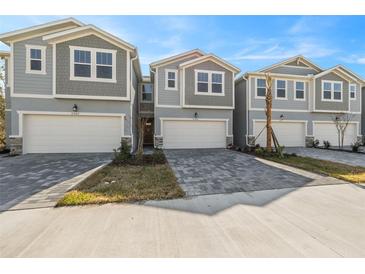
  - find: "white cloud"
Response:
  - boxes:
[338,54,365,64]
[228,37,337,62]
[147,35,183,49]
[158,16,195,32]
[288,16,338,35]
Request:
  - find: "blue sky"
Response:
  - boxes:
[1,15,365,77]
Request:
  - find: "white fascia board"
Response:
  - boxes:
[150,49,206,68]
[179,54,240,74]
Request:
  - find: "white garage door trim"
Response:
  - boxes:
[253,119,307,147]
[159,118,230,149]
[313,120,360,146]
[17,111,127,154]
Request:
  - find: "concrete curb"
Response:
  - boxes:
[6,162,110,211]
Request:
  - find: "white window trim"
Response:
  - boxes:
[141,83,153,103]
[275,79,288,100]
[321,80,343,102]
[194,69,225,96]
[165,69,178,91]
[255,77,266,99]
[294,80,306,101]
[349,83,357,100]
[25,45,47,75]
[69,46,117,83]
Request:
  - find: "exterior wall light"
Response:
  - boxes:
[280,114,284,120]
[72,104,78,113]
[194,112,198,119]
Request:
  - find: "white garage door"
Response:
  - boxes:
[314,122,357,146]
[163,120,226,149]
[254,121,305,147]
[23,114,123,153]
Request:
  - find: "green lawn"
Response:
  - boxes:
[263,154,365,183]
[57,163,185,206]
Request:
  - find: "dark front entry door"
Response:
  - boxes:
[144,118,154,145]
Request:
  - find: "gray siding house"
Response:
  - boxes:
[0,18,142,154]
[234,55,364,148]
[150,50,240,149]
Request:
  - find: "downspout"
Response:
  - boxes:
[150,67,156,148]
[130,54,138,152]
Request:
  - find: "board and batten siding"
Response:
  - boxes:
[13,36,53,95]
[56,34,128,98]
[184,60,233,107]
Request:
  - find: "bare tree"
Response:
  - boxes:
[265,73,273,152]
[136,117,148,160]
[332,113,354,148]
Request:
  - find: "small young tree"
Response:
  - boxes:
[265,73,273,152]
[332,113,354,149]
[136,117,148,160]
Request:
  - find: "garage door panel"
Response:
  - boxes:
[163,120,226,149]
[254,121,305,147]
[314,122,357,146]
[23,115,123,153]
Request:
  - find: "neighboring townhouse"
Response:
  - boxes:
[0,18,142,154]
[234,55,364,148]
[150,50,240,149]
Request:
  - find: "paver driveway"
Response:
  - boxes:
[0,153,112,211]
[165,149,345,196]
[285,147,365,167]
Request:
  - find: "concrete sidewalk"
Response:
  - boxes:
[1,183,364,257]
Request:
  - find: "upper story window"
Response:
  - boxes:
[142,83,153,102]
[322,81,342,102]
[165,69,178,90]
[295,81,305,101]
[256,78,266,98]
[70,46,116,83]
[275,80,287,99]
[26,45,46,75]
[195,70,224,96]
[350,84,356,100]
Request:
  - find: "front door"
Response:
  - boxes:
[144,118,154,145]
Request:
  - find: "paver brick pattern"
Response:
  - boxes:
[165,149,339,196]
[0,153,112,211]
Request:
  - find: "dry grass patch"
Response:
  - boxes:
[57,163,185,206]
[264,154,365,184]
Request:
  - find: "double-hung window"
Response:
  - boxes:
[70,46,116,83]
[275,80,287,99]
[256,78,266,98]
[195,70,224,95]
[322,81,343,102]
[26,45,46,74]
[350,84,356,100]
[165,69,177,90]
[142,84,153,102]
[295,81,305,100]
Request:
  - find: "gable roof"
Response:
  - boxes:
[150,49,205,68]
[313,65,364,83]
[257,55,323,73]
[179,54,240,73]
[42,24,136,52]
[0,17,84,44]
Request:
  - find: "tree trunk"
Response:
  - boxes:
[136,118,147,159]
[265,74,273,152]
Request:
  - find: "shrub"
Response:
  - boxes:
[152,149,166,164]
[351,141,361,152]
[275,145,285,158]
[254,147,265,156]
[113,140,131,164]
[323,140,331,149]
[312,139,320,148]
